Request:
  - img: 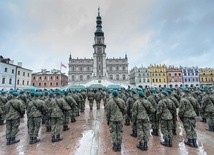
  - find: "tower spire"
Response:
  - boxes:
[95,7,104,37]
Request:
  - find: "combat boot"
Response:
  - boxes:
[29,137,34,144]
[185,139,194,147]
[201,118,206,123]
[33,137,40,144]
[112,143,117,152]
[6,138,10,145]
[71,117,76,123]
[172,129,176,135]
[10,137,20,145]
[55,134,63,142]
[206,126,213,132]
[192,139,198,148]
[42,119,45,124]
[0,119,5,125]
[160,139,169,147]
[130,130,137,137]
[52,135,56,143]
[168,139,173,147]
[63,125,69,131]
[144,141,148,151]
[117,144,121,151]
[136,142,144,150]
[46,126,51,132]
[152,129,158,136]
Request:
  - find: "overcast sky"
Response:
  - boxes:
[1,0,214,74]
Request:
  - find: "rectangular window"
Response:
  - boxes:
[23,72,25,76]
[18,71,20,75]
[27,81,29,85]
[22,80,25,85]
[27,73,30,77]
[2,78,5,84]
[5,68,7,72]
[9,79,12,84]
[12,69,14,74]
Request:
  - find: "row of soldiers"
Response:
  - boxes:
[0,87,214,152]
[105,87,214,152]
[0,89,105,145]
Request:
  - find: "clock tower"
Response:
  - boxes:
[93,8,107,78]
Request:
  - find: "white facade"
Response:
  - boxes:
[182,67,200,87]
[68,9,128,84]
[129,67,151,88]
[16,66,32,89]
[0,62,16,90]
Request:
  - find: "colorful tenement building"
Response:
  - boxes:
[199,68,214,86]
[148,65,167,88]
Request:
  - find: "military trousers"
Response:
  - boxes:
[28,117,41,137]
[150,113,159,130]
[109,121,123,145]
[6,118,20,138]
[205,113,214,126]
[51,117,62,136]
[88,100,94,109]
[183,117,197,139]
[96,100,101,109]
[137,119,150,142]
[160,119,173,140]
[63,111,71,125]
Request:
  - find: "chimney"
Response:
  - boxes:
[9,60,14,64]
[17,62,22,67]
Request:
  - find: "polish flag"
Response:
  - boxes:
[61,63,67,68]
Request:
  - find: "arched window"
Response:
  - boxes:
[110,75,113,80]
[116,66,119,71]
[123,74,126,80]
[116,74,119,80]
[80,75,83,81]
[87,75,90,80]
[72,75,75,81]
[123,66,125,71]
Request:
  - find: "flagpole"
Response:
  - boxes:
[60,62,62,73]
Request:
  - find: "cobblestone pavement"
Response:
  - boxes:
[0,100,213,155]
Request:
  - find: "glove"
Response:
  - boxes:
[180,117,184,122]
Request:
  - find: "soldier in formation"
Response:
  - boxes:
[105,90,127,152]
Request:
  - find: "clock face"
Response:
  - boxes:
[97,47,102,53]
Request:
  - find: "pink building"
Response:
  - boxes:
[32,69,68,89]
[167,66,183,88]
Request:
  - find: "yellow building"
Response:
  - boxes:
[148,64,167,88]
[199,68,214,86]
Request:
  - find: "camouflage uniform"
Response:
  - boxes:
[5,94,25,145]
[106,94,126,152]
[64,93,78,123]
[147,94,158,136]
[0,93,8,125]
[132,95,155,150]
[71,93,81,116]
[201,93,214,131]
[157,94,173,147]
[87,91,95,110]
[179,93,198,148]
[125,92,135,126]
[50,95,71,142]
[77,92,84,112]
[95,91,102,109]
[44,95,53,132]
[27,96,48,144]
[167,93,178,135]
[81,91,87,111]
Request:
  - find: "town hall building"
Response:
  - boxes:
[68,9,129,84]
